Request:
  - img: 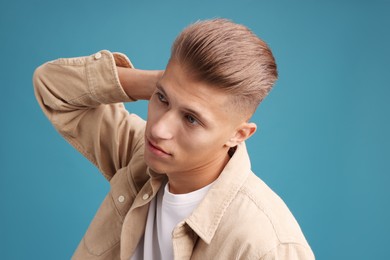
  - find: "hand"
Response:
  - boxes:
[117,67,164,100]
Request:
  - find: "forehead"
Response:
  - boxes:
[159,61,234,124]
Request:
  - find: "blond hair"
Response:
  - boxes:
[171,18,278,115]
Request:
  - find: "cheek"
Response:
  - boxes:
[179,131,223,154]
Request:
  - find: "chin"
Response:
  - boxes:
[144,156,168,174]
[149,165,169,176]
[144,146,174,173]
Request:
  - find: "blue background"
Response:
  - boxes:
[1,0,389,259]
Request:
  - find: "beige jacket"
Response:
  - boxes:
[33,50,314,260]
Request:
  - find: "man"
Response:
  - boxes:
[34,19,314,259]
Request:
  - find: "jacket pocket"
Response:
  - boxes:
[83,194,123,256]
[83,169,134,256]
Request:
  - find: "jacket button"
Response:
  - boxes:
[94,52,102,60]
[142,194,150,200]
[118,195,125,203]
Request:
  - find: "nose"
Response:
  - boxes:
[150,111,175,140]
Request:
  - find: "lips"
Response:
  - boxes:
[147,138,172,156]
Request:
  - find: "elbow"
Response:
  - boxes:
[33,64,47,104]
[32,62,57,113]
[32,63,47,93]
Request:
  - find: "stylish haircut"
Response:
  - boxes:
[170,18,278,115]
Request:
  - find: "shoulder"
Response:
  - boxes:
[217,172,313,258]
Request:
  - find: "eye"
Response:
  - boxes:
[156,92,168,104]
[185,114,199,125]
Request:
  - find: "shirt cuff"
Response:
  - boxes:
[87,50,136,104]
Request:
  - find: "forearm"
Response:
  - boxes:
[33,51,134,115]
[33,50,149,179]
[117,67,163,100]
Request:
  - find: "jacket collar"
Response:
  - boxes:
[184,142,251,244]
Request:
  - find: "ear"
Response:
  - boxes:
[225,122,257,147]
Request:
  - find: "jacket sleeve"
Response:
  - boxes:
[33,50,146,181]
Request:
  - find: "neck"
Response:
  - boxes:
[167,152,230,194]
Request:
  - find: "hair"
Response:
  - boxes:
[170,18,278,116]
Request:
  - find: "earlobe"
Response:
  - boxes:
[225,122,257,147]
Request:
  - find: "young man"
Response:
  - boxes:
[34,19,314,259]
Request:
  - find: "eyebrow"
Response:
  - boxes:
[156,82,210,125]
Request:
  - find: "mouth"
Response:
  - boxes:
[146,138,172,157]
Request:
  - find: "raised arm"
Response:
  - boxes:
[33,50,162,180]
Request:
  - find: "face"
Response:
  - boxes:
[144,60,254,176]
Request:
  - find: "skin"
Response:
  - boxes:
[118,60,257,194]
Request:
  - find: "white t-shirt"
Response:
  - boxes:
[131,182,213,260]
